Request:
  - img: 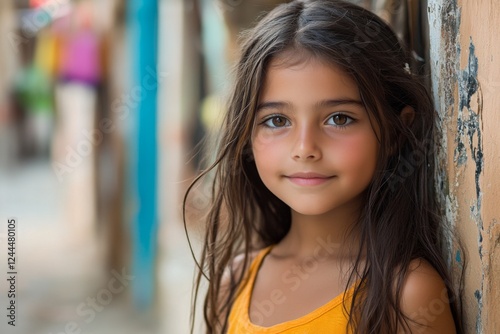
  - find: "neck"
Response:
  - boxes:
[274,197,363,261]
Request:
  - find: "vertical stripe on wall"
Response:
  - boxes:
[127,0,158,310]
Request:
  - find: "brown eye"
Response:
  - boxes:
[327,113,353,128]
[333,114,348,125]
[272,116,287,127]
[262,115,289,128]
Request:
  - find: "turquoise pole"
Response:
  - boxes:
[127,0,158,310]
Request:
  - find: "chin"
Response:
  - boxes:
[289,205,332,217]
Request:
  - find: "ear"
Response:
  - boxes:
[400,105,415,127]
[389,106,415,156]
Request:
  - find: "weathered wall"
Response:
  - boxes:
[0,1,17,105]
[428,0,500,332]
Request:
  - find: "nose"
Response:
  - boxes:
[291,124,322,161]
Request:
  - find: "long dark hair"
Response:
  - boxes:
[183,1,464,333]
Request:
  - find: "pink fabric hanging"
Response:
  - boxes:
[58,29,101,86]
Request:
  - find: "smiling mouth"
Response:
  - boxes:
[285,175,335,186]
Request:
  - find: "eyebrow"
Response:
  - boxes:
[256,99,364,113]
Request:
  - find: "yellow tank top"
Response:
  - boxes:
[227,246,357,333]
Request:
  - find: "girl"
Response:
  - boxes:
[184,0,463,333]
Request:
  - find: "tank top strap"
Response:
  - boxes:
[235,245,274,300]
[249,245,274,276]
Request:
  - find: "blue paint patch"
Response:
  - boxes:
[474,289,482,302]
[455,250,462,263]
[459,41,479,112]
[457,38,484,235]
[455,141,467,165]
[459,39,482,194]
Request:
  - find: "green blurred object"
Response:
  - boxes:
[15,64,54,115]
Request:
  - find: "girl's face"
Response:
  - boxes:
[251,56,380,218]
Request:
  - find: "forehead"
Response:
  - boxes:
[259,54,361,104]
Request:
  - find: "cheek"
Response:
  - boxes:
[333,134,378,172]
[252,139,271,175]
[252,137,287,186]
[252,130,285,161]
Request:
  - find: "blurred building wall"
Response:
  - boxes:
[0,1,18,100]
[428,0,500,332]
[220,0,289,65]
[0,1,19,167]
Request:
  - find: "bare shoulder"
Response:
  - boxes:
[400,258,457,334]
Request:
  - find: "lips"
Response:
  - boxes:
[285,172,335,186]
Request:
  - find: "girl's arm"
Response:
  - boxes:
[399,259,457,334]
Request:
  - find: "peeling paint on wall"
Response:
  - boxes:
[427,0,500,331]
[457,40,483,212]
[427,0,493,332]
[428,0,461,244]
[455,32,486,334]
[457,39,483,238]
[427,0,461,268]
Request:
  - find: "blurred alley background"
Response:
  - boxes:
[0,1,301,333]
[0,0,498,333]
